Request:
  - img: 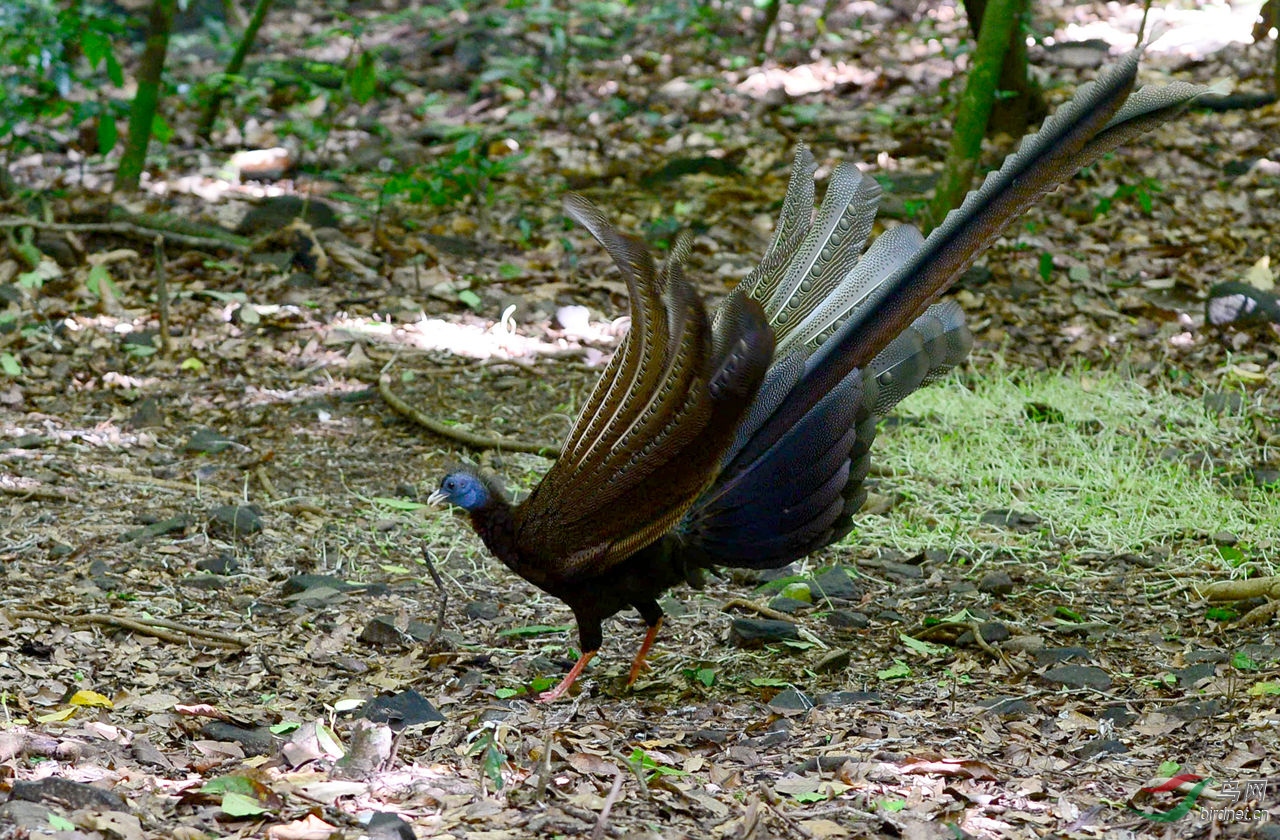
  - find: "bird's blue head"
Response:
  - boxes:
[429,470,492,511]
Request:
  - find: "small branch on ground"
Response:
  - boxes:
[377,360,559,456]
[154,235,172,358]
[1202,576,1280,601]
[966,619,1005,662]
[420,548,449,647]
[254,466,279,500]
[6,610,248,649]
[720,597,798,622]
[93,467,247,501]
[0,217,249,252]
[1240,599,1280,627]
[756,782,817,839]
[0,483,78,502]
[592,772,625,840]
[614,747,649,800]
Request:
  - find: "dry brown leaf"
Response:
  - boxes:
[901,757,999,781]
[266,814,340,840]
[566,751,619,776]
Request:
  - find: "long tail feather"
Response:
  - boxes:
[758,48,1205,455]
[737,145,819,301]
[867,300,971,415]
[680,50,1206,570]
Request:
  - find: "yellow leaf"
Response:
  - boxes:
[1225,364,1267,383]
[70,690,114,709]
[1243,255,1274,291]
[37,708,78,723]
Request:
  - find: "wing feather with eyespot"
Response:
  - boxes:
[512,195,774,580]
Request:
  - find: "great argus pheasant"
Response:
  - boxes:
[430,50,1207,701]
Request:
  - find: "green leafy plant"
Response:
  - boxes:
[876,660,912,681]
[1093,177,1164,217]
[1054,605,1085,622]
[1231,652,1258,671]
[381,130,523,209]
[85,264,120,301]
[901,198,929,220]
[468,726,507,790]
[754,573,807,594]
[628,748,689,780]
[346,50,378,105]
[683,667,716,686]
[0,1,128,156]
[1216,544,1246,565]
[901,634,948,657]
[1038,251,1054,281]
[200,774,273,818]
[749,677,791,688]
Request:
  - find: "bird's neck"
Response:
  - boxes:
[468,500,521,573]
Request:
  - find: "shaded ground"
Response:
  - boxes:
[2,1,1279,838]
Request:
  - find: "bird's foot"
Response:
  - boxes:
[537,650,596,702]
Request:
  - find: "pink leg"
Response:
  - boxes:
[627,617,664,687]
[538,650,596,702]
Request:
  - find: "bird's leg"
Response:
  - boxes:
[538,613,605,703]
[627,617,664,686]
[627,600,666,687]
[538,650,597,702]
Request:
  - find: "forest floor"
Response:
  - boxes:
[2,1,1279,839]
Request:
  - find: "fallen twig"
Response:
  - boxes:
[592,772,625,840]
[0,481,78,502]
[92,467,245,501]
[5,609,248,649]
[154,235,172,357]
[377,359,559,456]
[420,548,449,647]
[613,747,649,800]
[720,597,797,623]
[0,217,249,252]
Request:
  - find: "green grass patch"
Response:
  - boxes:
[854,366,1277,566]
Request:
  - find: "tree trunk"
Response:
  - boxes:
[115,0,177,192]
[196,0,276,141]
[924,0,1020,230]
[963,0,1045,138]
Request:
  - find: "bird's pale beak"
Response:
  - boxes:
[427,489,449,506]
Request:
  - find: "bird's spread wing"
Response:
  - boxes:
[514,195,774,578]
